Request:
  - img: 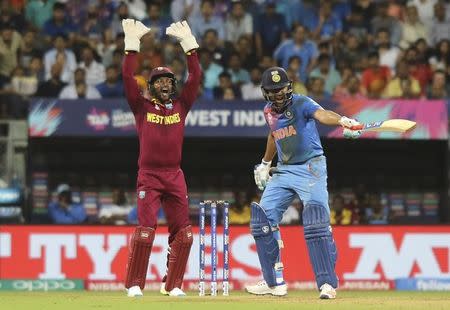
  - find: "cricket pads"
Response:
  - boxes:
[165,225,193,291]
[125,226,155,289]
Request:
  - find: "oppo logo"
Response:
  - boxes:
[11,280,77,291]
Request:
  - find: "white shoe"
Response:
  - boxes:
[160,283,169,295]
[245,280,287,296]
[319,283,336,299]
[127,285,143,297]
[168,287,186,297]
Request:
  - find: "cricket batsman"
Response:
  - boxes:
[121,19,201,297]
[246,67,362,299]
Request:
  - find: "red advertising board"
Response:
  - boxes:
[1,225,449,290]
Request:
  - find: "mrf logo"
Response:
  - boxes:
[344,233,450,280]
[272,125,297,141]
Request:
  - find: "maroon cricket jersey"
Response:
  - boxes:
[123,52,201,170]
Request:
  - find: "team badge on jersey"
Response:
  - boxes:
[284,110,293,119]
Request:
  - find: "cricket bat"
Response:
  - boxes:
[351,119,417,133]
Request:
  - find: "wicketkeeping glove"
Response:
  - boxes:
[343,128,362,139]
[166,20,199,53]
[122,19,151,52]
[254,160,271,191]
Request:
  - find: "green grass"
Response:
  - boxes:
[1,291,450,310]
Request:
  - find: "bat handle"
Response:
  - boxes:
[350,124,364,130]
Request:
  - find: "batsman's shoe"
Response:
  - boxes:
[319,283,336,299]
[168,287,186,297]
[245,281,287,296]
[160,283,169,295]
[127,285,143,297]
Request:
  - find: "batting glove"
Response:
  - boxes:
[122,19,151,52]
[166,20,199,53]
[343,128,362,139]
[254,159,271,191]
[339,116,360,129]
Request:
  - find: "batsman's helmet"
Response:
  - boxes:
[261,66,293,110]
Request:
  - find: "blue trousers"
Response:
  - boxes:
[260,155,329,226]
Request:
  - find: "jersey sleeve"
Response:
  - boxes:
[302,96,322,119]
[179,51,202,112]
[122,52,145,114]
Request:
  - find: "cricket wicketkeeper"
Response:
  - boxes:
[121,19,201,297]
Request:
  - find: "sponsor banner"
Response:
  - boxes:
[1,226,449,290]
[0,279,84,291]
[85,280,393,291]
[396,278,450,291]
[28,99,447,139]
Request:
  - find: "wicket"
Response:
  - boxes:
[199,200,230,296]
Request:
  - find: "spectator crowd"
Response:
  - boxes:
[1,0,450,119]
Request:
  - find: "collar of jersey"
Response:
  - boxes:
[151,98,173,109]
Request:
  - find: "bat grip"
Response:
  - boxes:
[350,124,364,130]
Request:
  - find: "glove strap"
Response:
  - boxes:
[262,159,272,166]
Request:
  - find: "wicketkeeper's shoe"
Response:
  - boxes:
[127,285,143,297]
[245,281,287,296]
[168,287,186,297]
[319,283,336,299]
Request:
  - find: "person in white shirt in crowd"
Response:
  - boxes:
[375,28,400,71]
[409,0,437,36]
[430,1,450,46]
[43,33,76,84]
[78,46,106,86]
[399,4,427,49]
[241,67,264,100]
[99,189,134,225]
[59,67,101,99]
[225,0,253,43]
[171,0,201,25]
[121,0,147,21]
[191,0,225,41]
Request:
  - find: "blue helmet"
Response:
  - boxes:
[261,66,293,112]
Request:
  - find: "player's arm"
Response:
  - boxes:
[313,108,343,126]
[121,19,151,114]
[263,132,277,162]
[313,108,362,139]
[166,21,201,110]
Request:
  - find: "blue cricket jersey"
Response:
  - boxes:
[263,94,324,164]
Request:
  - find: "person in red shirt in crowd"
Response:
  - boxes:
[405,46,433,95]
[121,19,201,297]
[361,51,391,98]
